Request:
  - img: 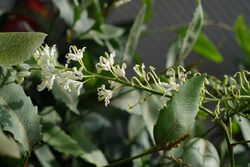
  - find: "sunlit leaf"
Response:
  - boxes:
[153,74,205,144]
[0,128,20,159]
[0,32,46,66]
[52,0,74,26]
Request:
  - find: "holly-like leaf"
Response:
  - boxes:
[0,32,46,66]
[153,74,205,145]
[167,138,220,167]
[0,78,41,152]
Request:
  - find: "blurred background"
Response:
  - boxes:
[1,0,250,76]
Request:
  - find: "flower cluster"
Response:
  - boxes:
[34,45,85,95]
[95,51,189,107]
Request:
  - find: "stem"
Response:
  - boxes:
[217,119,235,167]
[231,140,250,147]
[103,148,157,167]
[23,152,30,167]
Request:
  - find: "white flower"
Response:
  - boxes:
[96,52,115,72]
[133,63,146,79]
[66,46,86,64]
[108,80,121,90]
[97,84,113,106]
[114,63,126,77]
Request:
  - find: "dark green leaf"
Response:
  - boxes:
[193,33,223,63]
[168,138,220,167]
[43,125,84,157]
[0,32,46,66]
[0,128,20,159]
[153,74,205,145]
[234,16,250,64]
[122,6,146,62]
[0,78,41,152]
[35,145,60,167]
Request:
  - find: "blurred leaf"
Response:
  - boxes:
[52,0,74,26]
[140,0,152,22]
[0,128,20,159]
[43,125,84,157]
[193,32,223,63]
[122,6,146,62]
[40,107,62,124]
[80,24,124,45]
[153,75,205,145]
[111,88,142,115]
[166,1,203,66]
[73,10,95,36]
[93,0,103,29]
[234,16,250,64]
[141,95,161,141]
[0,32,46,66]
[70,123,108,166]
[83,113,111,133]
[0,78,41,152]
[166,37,182,68]
[235,116,250,147]
[128,114,145,140]
[52,81,79,115]
[168,138,220,167]
[35,145,60,167]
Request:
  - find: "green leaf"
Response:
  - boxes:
[69,123,108,166]
[122,6,146,62]
[234,16,250,64]
[0,32,46,66]
[40,107,62,124]
[166,1,203,66]
[52,0,74,26]
[153,74,205,145]
[35,145,60,167]
[168,138,220,167]
[140,0,152,22]
[52,81,79,115]
[0,128,20,159]
[193,33,223,63]
[43,124,84,157]
[0,78,41,152]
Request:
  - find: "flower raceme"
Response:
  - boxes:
[13,45,192,107]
